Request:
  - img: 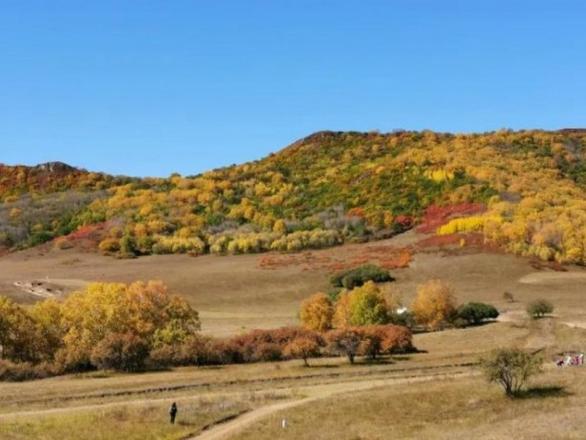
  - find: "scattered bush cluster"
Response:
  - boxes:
[303,275,500,333]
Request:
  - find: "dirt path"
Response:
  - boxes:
[190,371,475,440]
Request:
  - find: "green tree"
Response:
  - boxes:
[457,302,499,326]
[348,281,390,326]
[481,348,542,397]
[526,299,554,319]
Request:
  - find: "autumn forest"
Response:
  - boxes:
[2,129,586,265]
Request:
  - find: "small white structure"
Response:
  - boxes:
[281,418,288,429]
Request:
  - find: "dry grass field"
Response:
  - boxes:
[235,368,586,440]
[2,230,586,335]
[1,230,586,439]
[0,318,583,439]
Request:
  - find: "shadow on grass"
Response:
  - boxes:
[515,385,571,400]
[305,364,340,369]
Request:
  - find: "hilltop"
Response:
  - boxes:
[1,129,586,264]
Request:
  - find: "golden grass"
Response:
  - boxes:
[236,369,586,440]
[0,396,253,440]
[2,229,586,336]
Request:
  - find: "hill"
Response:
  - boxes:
[2,129,586,264]
[0,162,132,250]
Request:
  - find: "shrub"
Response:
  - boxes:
[379,325,414,354]
[481,348,542,397]
[526,299,554,319]
[253,342,283,362]
[98,238,120,254]
[326,328,362,364]
[147,344,177,369]
[457,302,499,326]
[330,264,393,289]
[119,234,138,257]
[357,325,414,360]
[90,332,150,372]
[0,360,55,382]
[226,327,322,363]
[283,337,321,366]
[178,335,218,365]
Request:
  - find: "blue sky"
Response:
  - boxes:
[1,1,584,176]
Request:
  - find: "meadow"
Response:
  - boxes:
[1,228,586,439]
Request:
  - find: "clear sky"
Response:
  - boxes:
[1,1,584,177]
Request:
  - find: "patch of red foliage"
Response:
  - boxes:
[394,215,413,228]
[346,207,366,219]
[379,249,412,269]
[55,222,112,252]
[416,203,486,234]
[415,232,484,248]
[257,244,414,273]
[414,232,506,257]
[529,258,568,272]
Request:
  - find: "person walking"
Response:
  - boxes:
[169,402,178,424]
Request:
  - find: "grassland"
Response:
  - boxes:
[235,368,586,440]
[1,228,586,439]
[2,229,586,335]
[0,315,583,439]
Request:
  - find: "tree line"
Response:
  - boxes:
[300,266,500,333]
[0,280,415,381]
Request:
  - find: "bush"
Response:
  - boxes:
[98,238,120,254]
[481,348,542,397]
[226,327,322,363]
[326,328,362,364]
[177,335,218,365]
[357,325,414,360]
[90,332,150,372]
[253,342,283,362]
[330,264,394,289]
[457,302,499,326]
[147,344,177,369]
[0,360,56,382]
[526,299,554,319]
[283,337,321,366]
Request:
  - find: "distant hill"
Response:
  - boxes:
[0,161,129,200]
[1,129,586,264]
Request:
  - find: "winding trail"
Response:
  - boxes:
[189,371,474,440]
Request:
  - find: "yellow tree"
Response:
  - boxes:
[333,282,390,328]
[299,293,334,332]
[411,279,457,330]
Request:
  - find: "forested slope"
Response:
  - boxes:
[2,129,586,264]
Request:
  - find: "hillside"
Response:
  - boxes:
[2,129,586,264]
[0,162,131,250]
